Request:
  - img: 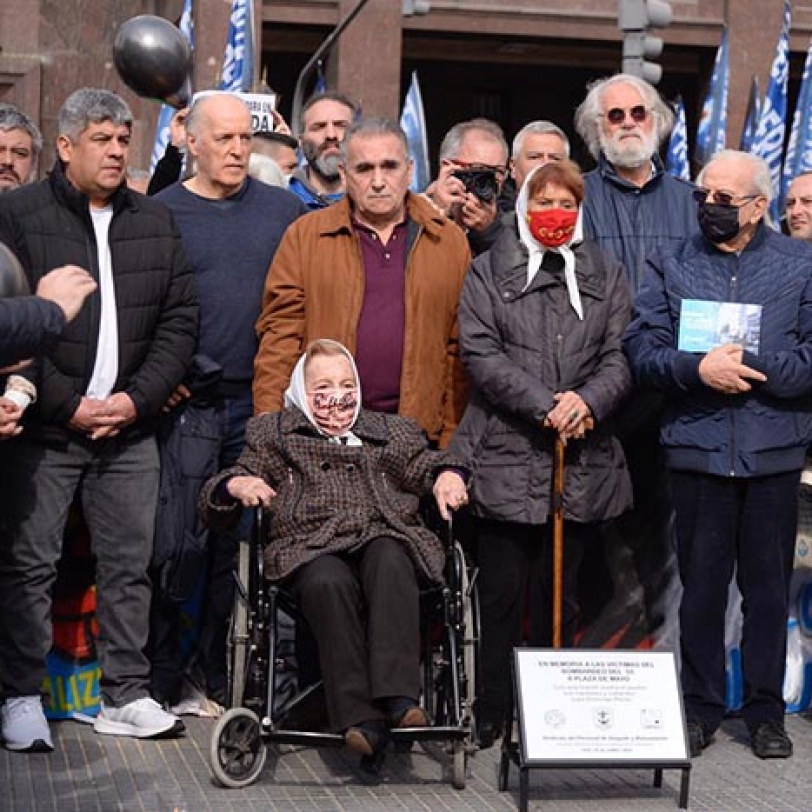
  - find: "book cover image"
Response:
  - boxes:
[678,299,762,354]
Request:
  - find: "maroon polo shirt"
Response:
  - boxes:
[353,217,408,413]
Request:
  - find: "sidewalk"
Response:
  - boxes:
[1,711,811,811]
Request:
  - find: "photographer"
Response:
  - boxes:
[427,119,509,255]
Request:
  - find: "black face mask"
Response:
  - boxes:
[697,201,741,244]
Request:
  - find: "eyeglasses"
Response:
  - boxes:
[602,105,649,125]
[692,188,760,208]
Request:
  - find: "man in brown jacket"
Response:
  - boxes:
[253,117,471,447]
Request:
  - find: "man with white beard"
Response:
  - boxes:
[569,75,696,654]
[574,74,696,292]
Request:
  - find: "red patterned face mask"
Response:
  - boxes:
[527,208,578,248]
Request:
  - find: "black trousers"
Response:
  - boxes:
[671,470,799,732]
[290,536,420,732]
[475,518,588,722]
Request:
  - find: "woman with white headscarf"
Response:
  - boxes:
[449,160,633,746]
[200,339,467,762]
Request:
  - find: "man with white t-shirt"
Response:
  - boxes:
[0,88,197,752]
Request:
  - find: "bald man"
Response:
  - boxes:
[155,92,306,709]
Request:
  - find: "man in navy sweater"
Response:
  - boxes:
[155,92,306,709]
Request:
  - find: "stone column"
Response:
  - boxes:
[726,0,786,150]
[335,0,403,119]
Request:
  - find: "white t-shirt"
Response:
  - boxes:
[86,205,119,399]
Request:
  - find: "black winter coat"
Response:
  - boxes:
[0,162,198,443]
[0,296,65,368]
[450,220,634,525]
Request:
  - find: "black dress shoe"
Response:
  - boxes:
[749,721,793,759]
[476,716,503,750]
[687,721,713,758]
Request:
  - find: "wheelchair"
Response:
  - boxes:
[209,505,480,790]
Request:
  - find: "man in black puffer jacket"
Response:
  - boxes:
[0,88,197,753]
[625,150,812,762]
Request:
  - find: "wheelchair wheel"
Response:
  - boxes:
[228,539,251,709]
[210,707,267,789]
[451,738,467,790]
[457,541,480,731]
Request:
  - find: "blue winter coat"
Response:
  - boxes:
[624,223,812,477]
[582,153,697,293]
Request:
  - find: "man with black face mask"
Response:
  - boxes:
[624,149,812,763]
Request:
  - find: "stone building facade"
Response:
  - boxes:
[0,0,810,176]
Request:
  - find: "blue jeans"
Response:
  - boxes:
[0,434,159,706]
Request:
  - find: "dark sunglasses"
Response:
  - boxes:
[692,188,759,208]
[603,105,649,125]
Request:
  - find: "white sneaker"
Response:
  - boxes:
[1,696,54,752]
[93,697,185,739]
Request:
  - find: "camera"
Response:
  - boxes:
[452,168,499,203]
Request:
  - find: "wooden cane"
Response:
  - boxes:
[552,434,565,649]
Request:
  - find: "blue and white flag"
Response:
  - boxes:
[753,0,791,220]
[150,0,194,172]
[666,95,690,181]
[695,26,729,167]
[739,76,761,153]
[400,72,430,193]
[782,38,812,204]
[314,60,327,95]
[220,0,254,92]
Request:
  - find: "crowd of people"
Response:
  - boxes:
[1,70,812,773]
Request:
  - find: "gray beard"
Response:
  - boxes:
[310,152,341,183]
[601,130,657,169]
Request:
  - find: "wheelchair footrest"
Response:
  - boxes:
[391,725,469,743]
[265,729,345,748]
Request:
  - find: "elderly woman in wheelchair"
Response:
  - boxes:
[200,339,468,766]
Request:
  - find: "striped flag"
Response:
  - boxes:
[781,38,812,205]
[739,77,762,153]
[695,26,729,167]
[666,95,690,181]
[399,71,430,193]
[753,0,791,221]
[150,0,194,172]
[220,0,254,92]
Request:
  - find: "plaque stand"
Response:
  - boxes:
[498,649,692,811]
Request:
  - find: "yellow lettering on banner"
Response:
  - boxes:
[79,670,98,707]
[55,676,72,712]
[69,674,80,708]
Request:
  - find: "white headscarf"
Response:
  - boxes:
[284,339,363,445]
[515,164,584,320]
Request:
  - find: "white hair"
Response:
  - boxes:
[574,73,674,161]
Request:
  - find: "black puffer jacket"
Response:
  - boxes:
[0,296,65,368]
[450,218,633,525]
[0,162,198,443]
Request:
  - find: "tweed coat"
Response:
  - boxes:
[200,406,451,584]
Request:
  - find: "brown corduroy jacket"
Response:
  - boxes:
[200,407,454,584]
[252,193,471,448]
